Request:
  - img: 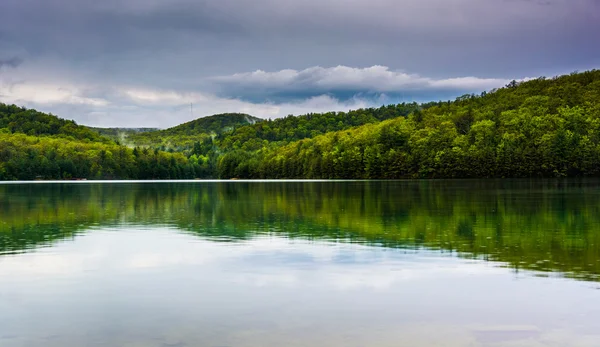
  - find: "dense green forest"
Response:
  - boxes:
[213,103,423,151]
[112,113,263,152]
[1,70,600,179]
[217,70,600,178]
[0,99,427,179]
[106,104,423,158]
[2,181,599,282]
[115,103,425,173]
[0,133,206,180]
[0,103,109,142]
[0,105,207,180]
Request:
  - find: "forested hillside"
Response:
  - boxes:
[115,103,425,175]
[0,104,204,180]
[162,113,262,135]
[214,103,423,151]
[217,70,600,178]
[118,105,422,156]
[122,113,262,152]
[0,104,108,142]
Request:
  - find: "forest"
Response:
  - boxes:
[217,70,600,178]
[0,105,206,180]
[105,113,263,152]
[1,69,599,180]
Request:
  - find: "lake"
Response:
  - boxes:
[1,180,600,346]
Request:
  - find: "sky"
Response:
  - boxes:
[0,0,599,128]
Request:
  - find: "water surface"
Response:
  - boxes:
[1,180,600,346]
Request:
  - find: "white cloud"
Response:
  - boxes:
[3,229,600,347]
[37,87,371,127]
[0,81,109,106]
[123,88,190,105]
[0,230,502,287]
[212,65,516,93]
[0,62,528,128]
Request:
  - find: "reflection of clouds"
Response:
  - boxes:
[2,228,600,347]
[0,247,107,277]
[0,228,506,292]
[233,273,299,287]
[127,253,206,269]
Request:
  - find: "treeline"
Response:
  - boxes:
[3,70,600,180]
[0,103,108,142]
[214,103,423,151]
[217,70,600,178]
[0,133,206,180]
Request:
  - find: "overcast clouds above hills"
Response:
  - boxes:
[0,0,598,127]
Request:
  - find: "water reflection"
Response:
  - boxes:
[2,180,600,281]
[1,228,599,347]
[2,181,600,346]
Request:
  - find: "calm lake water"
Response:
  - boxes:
[1,180,600,347]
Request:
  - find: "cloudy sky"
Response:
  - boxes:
[0,0,598,128]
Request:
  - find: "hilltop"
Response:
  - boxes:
[160,113,263,136]
[117,113,263,152]
[0,103,108,142]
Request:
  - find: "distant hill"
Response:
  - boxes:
[89,113,262,144]
[0,103,108,142]
[122,113,264,153]
[160,113,263,136]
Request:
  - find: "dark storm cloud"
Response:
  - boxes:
[0,0,598,126]
[2,0,598,76]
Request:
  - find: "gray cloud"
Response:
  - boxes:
[0,0,598,127]
[0,57,23,69]
[210,65,520,103]
[2,0,598,77]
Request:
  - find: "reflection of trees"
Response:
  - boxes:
[1,180,599,281]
